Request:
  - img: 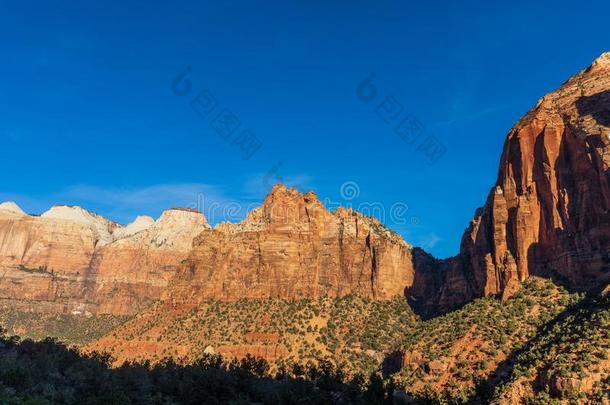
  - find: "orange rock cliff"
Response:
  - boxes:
[0,53,608,316]
[431,52,610,311]
[0,204,209,315]
[164,184,424,304]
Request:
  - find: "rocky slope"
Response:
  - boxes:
[429,52,610,312]
[0,204,209,316]
[85,277,610,403]
[85,295,418,369]
[491,284,610,404]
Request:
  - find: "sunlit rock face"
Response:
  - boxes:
[1,55,609,318]
[164,184,427,304]
[88,208,210,315]
[0,204,106,314]
[0,204,209,315]
[0,183,432,317]
[0,188,434,316]
[434,53,610,311]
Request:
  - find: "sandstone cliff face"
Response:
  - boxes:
[90,209,210,315]
[0,187,421,317]
[434,52,610,310]
[2,54,609,320]
[0,204,209,315]
[164,184,419,304]
[0,204,106,314]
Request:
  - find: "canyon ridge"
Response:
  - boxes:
[1,54,609,318]
[0,52,608,403]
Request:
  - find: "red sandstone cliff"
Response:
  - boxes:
[87,208,210,315]
[431,52,610,311]
[1,53,609,319]
[0,186,425,316]
[164,184,420,304]
[0,204,209,315]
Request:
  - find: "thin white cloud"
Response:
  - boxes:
[61,183,221,208]
[428,103,515,130]
[1,184,236,225]
[419,232,441,250]
[0,178,317,226]
[59,183,235,224]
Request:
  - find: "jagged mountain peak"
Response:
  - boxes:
[263,183,319,205]
[41,205,112,224]
[40,205,118,246]
[99,207,212,250]
[215,184,409,247]
[0,201,26,216]
[156,207,210,229]
[590,51,610,71]
[113,215,155,240]
[435,52,610,312]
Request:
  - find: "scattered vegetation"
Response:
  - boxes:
[103,295,418,376]
[491,286,610,403]
[17,265,53,276]
[1,278,608,403]
[0,329,401,404]
[0,310,130,344]
[395,278,580,401]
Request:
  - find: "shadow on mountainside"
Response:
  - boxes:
[404,247,458,320]
[405,247,480,321]
[0,329,409,404]
[525,94,610,293]
[576,91,610,209]
[467,287,607,403]
[576,90,610,176]
[576,89,610,127]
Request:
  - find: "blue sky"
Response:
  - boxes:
[0,1,608,258]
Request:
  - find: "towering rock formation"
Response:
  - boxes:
[91,208,210,314]
[0,204,209,315]
[1,53,609,320]
[165,184,424,304]
[432,52,610,310]
[0,189,423,316]
[0,204,112,315]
